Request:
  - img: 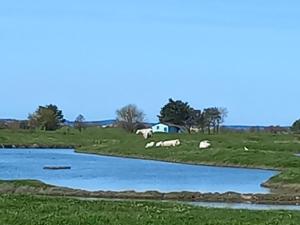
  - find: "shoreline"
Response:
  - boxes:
[0,180,300,206]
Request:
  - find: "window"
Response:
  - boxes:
[164,127,167,132]
[157,126,159,129]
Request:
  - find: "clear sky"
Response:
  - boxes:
[1,0,300,125]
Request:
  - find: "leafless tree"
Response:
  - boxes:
[116,104,145,133]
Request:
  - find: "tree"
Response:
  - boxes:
[29,104,65,131]
[116,104,145,133]
[158,99,195,132]
[183,109,201,133]
[202,108,218,134]
[217,107,228,133]
[291,119,300,133]
[193,110,206,133]
[28,113,38,129]
[74,114,86,132]
[202,107,227,134]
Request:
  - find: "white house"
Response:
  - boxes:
[151,123,182,134]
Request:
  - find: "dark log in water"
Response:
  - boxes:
[43,166,71,170]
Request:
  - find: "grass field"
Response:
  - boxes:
[0,195,299,225]
[0,127,300,192]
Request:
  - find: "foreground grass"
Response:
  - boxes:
[1,127,300,191]
[0,195,299,225]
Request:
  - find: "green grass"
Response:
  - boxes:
[1,127,300,191]
[0,195,299,225]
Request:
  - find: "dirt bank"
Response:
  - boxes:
[1,181,299,205]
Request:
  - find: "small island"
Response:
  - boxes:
[43,166,71,170]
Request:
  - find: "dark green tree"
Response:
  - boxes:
[291,119,300,133]
[74,114,86,132]
[29,104,65,131]
[158,99,195,132]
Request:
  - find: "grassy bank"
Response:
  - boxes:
[0,195,299,225]
[1,127,300,192]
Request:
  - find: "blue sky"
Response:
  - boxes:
[1,1,300,125]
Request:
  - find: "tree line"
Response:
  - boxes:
[2,99,226,134]
[3,100,299,134]
[116,99,228,134]
[0,104,86,132]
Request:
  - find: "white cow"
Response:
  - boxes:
[161,139,181,147]
[136,128,153,139]
[190,127,200,133]
[145,142,155,149]
[155,141,163,147]
[199,140,211,149]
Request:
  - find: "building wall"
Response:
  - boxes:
[168,126,180,133]
[152,123,169,133]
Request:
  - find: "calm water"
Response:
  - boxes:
[190,202,300,211]
[0,149,277,193]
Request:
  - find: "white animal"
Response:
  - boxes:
[161,139,181,147]
[156,141,163,147]
[244,146,249,151]
[190,127,200,133]
[136,128,153,139]
[199,140,211,149]
[145,142,155,149]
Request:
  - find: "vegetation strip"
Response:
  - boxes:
[1,180,300,205]
[0,195,299,225]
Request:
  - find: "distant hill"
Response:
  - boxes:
[222,125,290,130]
[64,119,116,127]
[222,125,266,130]
[0,119,27,123]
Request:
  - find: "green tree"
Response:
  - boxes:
[203,107,221,134]
[291,119,300,133]
[116,104,145,133]
[202,107,227,134]
[74,114,86,132]
[29,104,65,131]
[158,99,195,132]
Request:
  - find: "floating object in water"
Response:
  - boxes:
[43,166,71,170]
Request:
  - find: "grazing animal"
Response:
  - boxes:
[190,127,200,133]
[161,139,181,147]
[199,140,211,149]
[155,141,163,147]
[136,128,153,139]
[244,146,249,151]
[145,142,155,149]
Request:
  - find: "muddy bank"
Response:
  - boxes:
[1,181,299,205]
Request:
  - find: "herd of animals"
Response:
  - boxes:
[136,128,249,151]
[135,128,212,149]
